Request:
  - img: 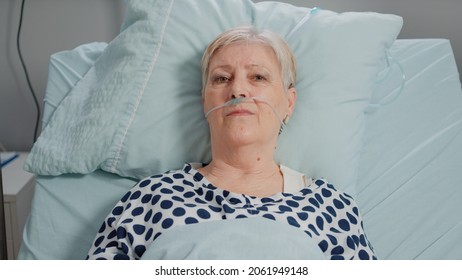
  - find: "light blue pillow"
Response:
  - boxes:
[42,42,107,128]
[25,0,403,195]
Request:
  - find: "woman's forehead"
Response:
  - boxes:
[209,43,278,70]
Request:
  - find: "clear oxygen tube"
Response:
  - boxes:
[204,96,286,131]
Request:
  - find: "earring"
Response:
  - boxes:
[283,115,290,125]
[279,115,290,135]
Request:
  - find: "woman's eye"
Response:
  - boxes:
[254,74,267,81]
[213,76,230,83]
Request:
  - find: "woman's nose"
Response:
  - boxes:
[231,91,248,99]
[230,79,250,99]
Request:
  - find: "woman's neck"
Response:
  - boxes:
[198,143,283,197]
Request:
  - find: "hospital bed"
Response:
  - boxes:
[18,0,462,259]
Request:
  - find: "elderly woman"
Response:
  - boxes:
[87,26,376,260]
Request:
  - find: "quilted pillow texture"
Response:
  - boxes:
[25,0,402,195]
[41,42,108,128]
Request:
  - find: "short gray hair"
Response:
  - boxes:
[200,26,296,94]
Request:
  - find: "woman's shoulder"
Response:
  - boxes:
[306,177,358,209]
[281,165,354,199]
[133,163,196,189]
[309,177,334,190]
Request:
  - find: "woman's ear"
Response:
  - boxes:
[287,86,297,117]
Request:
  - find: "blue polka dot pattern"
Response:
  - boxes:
[87,163,377,260]
[173,207,186,217]
[139,179,151,188]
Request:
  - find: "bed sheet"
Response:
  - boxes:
[19,171,135,259]
[358,39,462,259]
[18,39,462,260]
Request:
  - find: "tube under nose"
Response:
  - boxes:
[204,97,284,127]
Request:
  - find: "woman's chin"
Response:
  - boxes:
[211,121,276,147]
[226,132,256,145]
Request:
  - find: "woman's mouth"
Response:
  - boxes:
[226,109,254,116]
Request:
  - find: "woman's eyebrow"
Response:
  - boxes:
[209,63,271,73]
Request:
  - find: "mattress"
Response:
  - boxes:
[18,38,462,260]
[357,39,462,259]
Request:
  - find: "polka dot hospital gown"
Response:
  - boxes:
[87,163,376,260]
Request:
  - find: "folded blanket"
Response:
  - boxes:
[141,217,326,260]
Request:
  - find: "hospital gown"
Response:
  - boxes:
[86,163,376,260]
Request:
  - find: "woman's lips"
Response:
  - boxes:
[226,109,254,116]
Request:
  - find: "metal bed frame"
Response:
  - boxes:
[0,165,8,259]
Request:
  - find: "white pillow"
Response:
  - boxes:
[25,0,402,195]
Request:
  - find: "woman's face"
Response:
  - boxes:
[203,42,296,147]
